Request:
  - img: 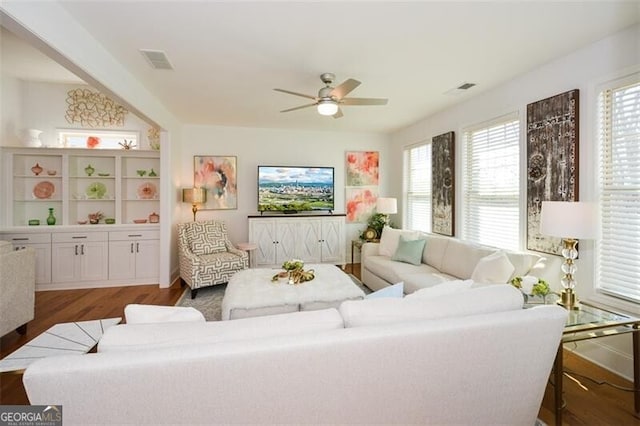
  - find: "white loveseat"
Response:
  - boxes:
[362,227,552,294]
[23,285,567,425]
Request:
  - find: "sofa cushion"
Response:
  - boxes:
[505,252,544,279]
[470,251,515,284]
[401,270,457,294]
[99,308,344,352]
[339,285,523,328]
[379,226,419,257]
[124,304,206,324]
[365,256,434,286]
[366,282,404,299]
[420,233,450,270]
[405,279,474,299]
[440,239,495,279]
[391,236,426,265]
[188,222,226,255]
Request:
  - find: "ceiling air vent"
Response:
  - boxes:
[139,49,173,70]
[444,82,477,95]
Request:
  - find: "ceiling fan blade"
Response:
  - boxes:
[340,97,388,106]
[330,79,361,99]
[274,88,317,100]
[333,108,344,119]
[280,103,317,113]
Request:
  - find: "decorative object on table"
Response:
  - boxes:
[346,187,378,223]
[97,172,110,177]
[346,151,379,186]
[24,129,43,148]
[84,164,95,176]
[137,182,157,200]
[88,211,104,224]
[194,155,237,210]
[148,168,157,177]
[362,227,378,241]
[510,275,550,303]
[86,136,100,149]
[272,259,315,284]
[46,169,57,176]
[46,208,56,225]
[133,219,148,224]
[148,127,160,150]
[540,201,597,310]
[31,162,43,176]
[86,182,107,199]
[28,219,40,226]
[376,197,397,227]
[526,89,579,255]
[432,131,455,236]
[118,139,136,150]
[136,169,147,177]
[182,187,207,221]
[65,88,128,127]
[148,212,160,223]
[33,181,55,199]
[77,220,88,225]
[105,218,116,224]
[360,212,389,240]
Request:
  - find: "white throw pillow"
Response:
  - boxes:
[366,282,404,299]
[124,304,206,324]
[378,226,419,257]
[405,279,473,299]
[470,251,515,284]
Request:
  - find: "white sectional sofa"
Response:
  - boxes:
[23,285,567,425]
[362,227,551,293]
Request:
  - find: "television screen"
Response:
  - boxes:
[258,166,334,212]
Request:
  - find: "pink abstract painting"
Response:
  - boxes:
[194,155,237,210]
[346,187,378,223]
[346,151,379,186]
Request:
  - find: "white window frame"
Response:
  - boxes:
[403,141,432,232]
[462,113,521,250]
[57,129,140,149]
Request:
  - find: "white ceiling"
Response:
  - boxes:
[3,1,639,134]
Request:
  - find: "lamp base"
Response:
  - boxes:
[557,288,580,310]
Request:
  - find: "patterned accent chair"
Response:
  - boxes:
[177,220,248,299]
[0,241,36,337]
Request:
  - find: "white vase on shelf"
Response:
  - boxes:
[24,129,43,148]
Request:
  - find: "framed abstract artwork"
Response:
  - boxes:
[345,187,378,224]
[194,155,238,210]
[432,131,455,236]
[346,151,379,186]
[526,89,579,254]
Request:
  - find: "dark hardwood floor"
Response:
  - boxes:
[1,266,639,425]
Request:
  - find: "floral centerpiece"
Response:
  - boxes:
[88,211,104,225]
[272,259,315,284]
[510,275,551,303]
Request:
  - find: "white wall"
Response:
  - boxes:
[391,24,640,380]
[0,73,22,146]
[180,124,391,262]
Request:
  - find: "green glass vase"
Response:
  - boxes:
[46,208,56,225]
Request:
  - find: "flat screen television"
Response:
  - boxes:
[258,166,334,213]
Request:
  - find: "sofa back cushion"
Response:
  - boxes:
[339,284,524,328]
[470,251,516,284]
[505,252,544,279]
[378,226,419,257]
[420,233,450,269]
[440,239,495,278]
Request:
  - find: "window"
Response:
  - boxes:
[463,115,520,250]
[403,142,431,232]
[597,74,640,303]
[58,129,139,149]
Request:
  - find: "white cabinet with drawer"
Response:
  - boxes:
[108,230,159,283]
[51,232,108,284]
[3,232,52,286]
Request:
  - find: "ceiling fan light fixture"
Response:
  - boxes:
[317,100,338,116]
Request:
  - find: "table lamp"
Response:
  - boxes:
[376,197,397,226]
[182,187,207,222]
[540,201,597,309]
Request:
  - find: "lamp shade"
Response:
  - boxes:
[182,187,207,204]
[377,197,398,215]
[540,201,598,239]
[317,100,338,116]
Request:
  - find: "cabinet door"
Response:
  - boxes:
[321,218,345,263]
[250,220,277,266]
[108,241,136,280]
[134,239,159,280]
[52,243,80,282]
[298,220,322,263]
[10,243,51,284]
[276,220,298,263]
[79,241,108,281]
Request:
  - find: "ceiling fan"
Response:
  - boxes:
[274,73,388,118]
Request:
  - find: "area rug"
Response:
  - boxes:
[0,317,121,373]
[175,274,370,321]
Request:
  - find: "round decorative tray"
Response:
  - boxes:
[86,182,107,199]
[137,182,157,199]
[33,181,55,199]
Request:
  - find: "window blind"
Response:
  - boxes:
[403,143,431,232]
[463,116,520,250]
[598,77,640,303]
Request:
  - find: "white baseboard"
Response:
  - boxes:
[565,339,633,382]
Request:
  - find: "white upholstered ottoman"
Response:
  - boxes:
[221,264,365,320]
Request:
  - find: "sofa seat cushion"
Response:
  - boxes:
[339,285,524,328]
[402,271,457,294]
[364,255,435,286]
[98,308,344,352]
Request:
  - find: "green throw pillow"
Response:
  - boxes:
[391,235,426,266]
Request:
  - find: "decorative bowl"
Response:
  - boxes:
[98,172,110,177]
[28,219,40,226]
[105,218,115,224]
[136,170,147,177]
[133,219,147,224]
[47,170,57,176]
[77,220,88,225]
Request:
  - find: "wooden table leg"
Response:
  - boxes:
[555,343,563,426]
[633,326,640,418]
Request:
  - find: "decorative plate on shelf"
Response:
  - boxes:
[86,182,107,199]
[137,182,157,200]
[33,181,55,199]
